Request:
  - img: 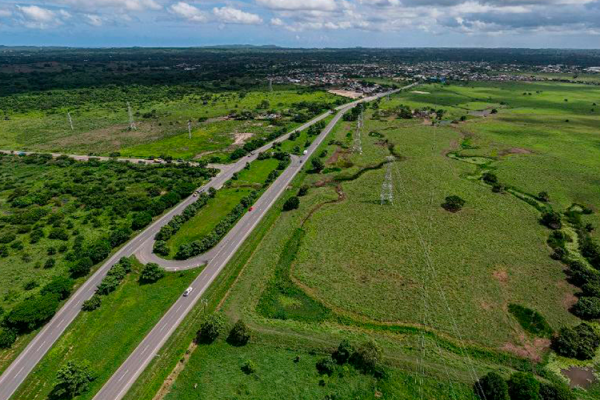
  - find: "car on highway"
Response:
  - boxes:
[183,287,193,297]
[249,206,254,211]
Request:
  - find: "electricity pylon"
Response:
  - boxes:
[127,102,136,131]
[67,112,74,131]
[381,156,395,205]
[353,109,363,154]
[268,78,273,92]
[188,120,192,140]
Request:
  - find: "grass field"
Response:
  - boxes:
[0,87,342,161]
[12,258,200,400]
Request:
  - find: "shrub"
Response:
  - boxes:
[507,372,541,400]
[538,192,550,203]
[350,340,382,373]
[70,257,93,278]
[196,313,225,344]
[474,372,509,400]
[139,263,165,284]
[48,228,68,241]
[442,195,466,213]
[131,211,152,230]
[551,323,600,360]
[283,196,300,211]
[332,339,353,365]
[153,240,169,256]
[82,295,102,312]
[41,276,74,300]
[571,296,600,320]
[540,211,562,230]
[241,359,257,375]
[49,360,96,400]
[316,357,335,376]
[582,282,600,297]
[508,304,553,337]
[483,172,498,185]
[0,329,17,349]
[297,185,309,197]
[23,280,39,291]
[96,275,120,296]
[311,158,324,172]
[4,293,61,333]
[539,382,576,400]
[227,319,251,346]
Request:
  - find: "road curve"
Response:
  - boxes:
[0,106,335,400]
[93,85,417,400]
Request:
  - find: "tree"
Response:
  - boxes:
[442,195,466,213]
[0,329,17,349]
[131,211,152,230]
[483,172,498,185]
[332,339,354,365]
[50,361,96,400]
[86,240,111,264]
[41,276,74,300]
[227,319,251,346]
[553,323,600,360]
[82,295,102,312]
[350,339,382,373]
[571,296,600,320]
[474,372,509,400]
[241,359,257,375]
[283,196,300,211]
[196,313,225,344]
[4,293,60,333]
[507,373,541,400]
[153,240,169,256]
[316,357,335,376]
[538,192,550,203]
[311,158,324,172]
[139,263,165,284]
[298,185,309,197]
[540,211,562,230]
[69,257,93,278]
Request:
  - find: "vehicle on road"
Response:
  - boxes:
[249,206,254,211]
[183,287,193,297]
[303,150,308,155]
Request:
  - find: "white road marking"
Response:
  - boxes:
[117,370,129,382]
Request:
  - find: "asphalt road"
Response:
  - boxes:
[0,84,417,400]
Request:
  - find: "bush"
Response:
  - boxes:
[87,240,112,264]
[69,257,93,278]
[153,240,169,256]
[442,195,466,213]
[483,172,498,185]
[23,279,39,291]
[4,293,61,333]
[540,211,562,230]
[311,158,324,172]
[139,263,165,284]
[227,319,251,346]
[350,340,382,373]
[571,296,600,320]
[43,258,56,269]
[131,211,152,230]
[241,359,257,375]
[49,360,96,400]
[41,276,74,300]
[507,304,553,337]
[196,313,225,344]
[507,372,541,400]
[0,328,17,349]
[82,295,102,312]
[582,282,600,297]
[474,372,509,400]
[539,382,576,400]
[551,323,600,360]
[283,196,300,211]
[316,357,335,376]
[332,339,353,365]
[538,192,550,203]
[298,185,309,197]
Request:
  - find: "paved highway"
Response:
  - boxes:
[0,84,416,400]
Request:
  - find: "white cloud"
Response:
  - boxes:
[169,1,209,22]
[213,6,262,24]
[270,17,284,26]
[16,5,69,28]
[85,14,103,26]
[0,9,12,18]
[58,0,161,12]
[256,0,337,11]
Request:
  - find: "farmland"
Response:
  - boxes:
[142,81,600,399]
[0,85,343,162]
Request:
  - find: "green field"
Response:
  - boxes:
[12,258,200,400]
[0,86,342,161]
[144,81,600,399]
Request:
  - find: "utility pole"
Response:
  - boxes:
[381,156,395,205]
[67,112,74,131]
[127,102,136,131]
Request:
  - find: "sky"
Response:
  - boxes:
[0,0,600,48]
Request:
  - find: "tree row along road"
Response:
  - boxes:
[0,84,417,400]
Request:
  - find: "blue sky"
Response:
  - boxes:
[0,0,599,48]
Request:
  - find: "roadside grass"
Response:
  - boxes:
[0,88,341,159]
[164,340,475,400]
[11,258,200,400]
[164,158,279,257]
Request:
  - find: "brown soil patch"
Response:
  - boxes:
[152,341,198,400]
[327,147,343,164]
[480,301,493,311]
[233,132,254,146]
[500,147,533,156]
[492,269,509,284]
[561,366,598,389]
[501,337,550,362]
[328,89,363,99]
[301,185,346,227]
[442,139,459,156]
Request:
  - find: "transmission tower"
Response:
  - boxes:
[188,120,192,140]
[353,109,363,154]
[380,156,395,205]
[127,102,136,131]
[67,112,74,131]
[268,78,273,92]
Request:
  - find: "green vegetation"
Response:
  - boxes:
[12,258,200,400]
[507,304,553,338]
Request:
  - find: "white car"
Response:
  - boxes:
[183,287,193,297]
